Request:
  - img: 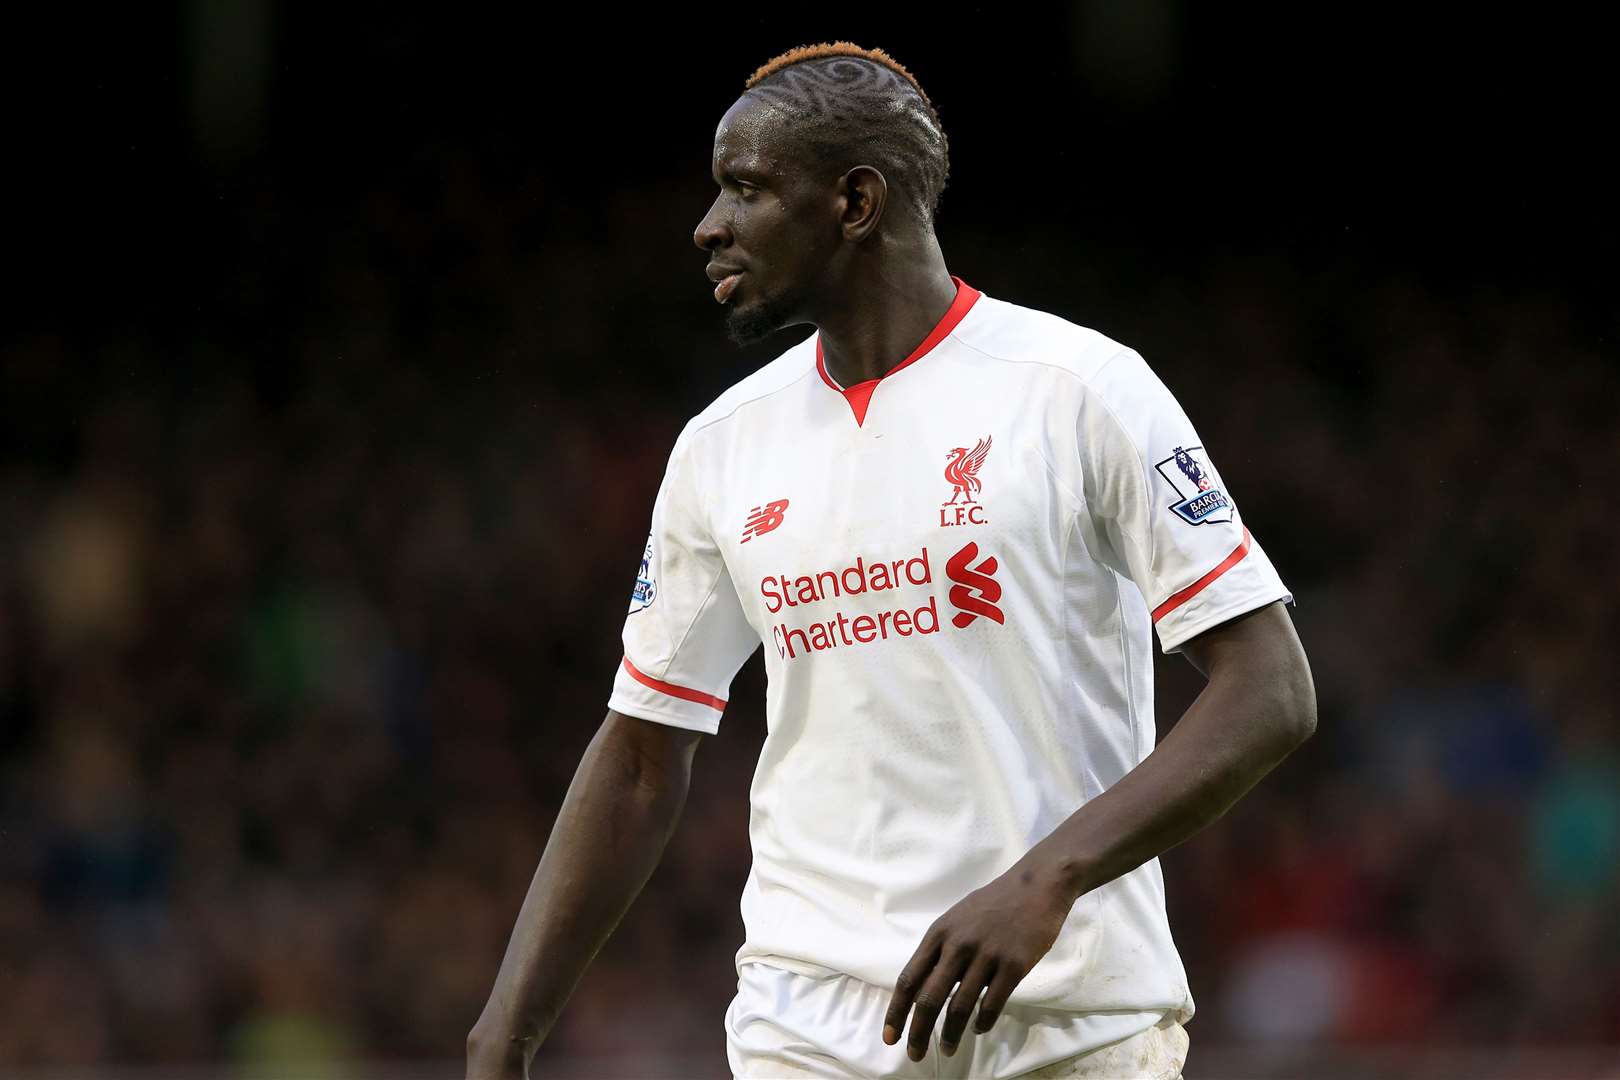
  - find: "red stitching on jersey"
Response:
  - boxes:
[621,656,727,712]
[1152,527,1252,623]
[816,277,982,426]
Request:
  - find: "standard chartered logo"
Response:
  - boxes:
[944,541,1004,628]
[761,542,1004,660]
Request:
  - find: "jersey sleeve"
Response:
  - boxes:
[1078,349,1292,653]
[607,424,757,733]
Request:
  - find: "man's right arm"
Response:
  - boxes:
[465,707,704,1080]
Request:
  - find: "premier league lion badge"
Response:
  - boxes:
[629,536,657,613]
[1154,445,1233,525]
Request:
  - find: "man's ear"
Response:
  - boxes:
[837,166,888,242]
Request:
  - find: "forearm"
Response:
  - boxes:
[472,717,693,1051]
[1026,607,1316,904]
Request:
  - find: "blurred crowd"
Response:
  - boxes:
[2,144,1616,1073]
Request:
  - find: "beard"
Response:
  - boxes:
[724,282,803,347]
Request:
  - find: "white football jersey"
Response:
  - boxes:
[608,279,1291,1020]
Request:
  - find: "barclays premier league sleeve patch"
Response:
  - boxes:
[1154,446,1233,525]
[629,536,657,613]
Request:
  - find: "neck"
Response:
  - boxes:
[813,232,957,387]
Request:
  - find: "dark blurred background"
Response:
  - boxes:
[3,4,1616,1078]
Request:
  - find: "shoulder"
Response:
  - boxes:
[954,290,1184,430]
[680,335,819,448]
[951,291,1137,385]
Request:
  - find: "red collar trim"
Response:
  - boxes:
[815,276,982,427]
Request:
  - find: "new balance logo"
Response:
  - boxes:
[741,498,790,543]
[945,541,1004,629]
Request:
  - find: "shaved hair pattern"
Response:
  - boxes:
[743,42,950,223]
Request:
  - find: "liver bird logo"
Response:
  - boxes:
[944,436,992,505]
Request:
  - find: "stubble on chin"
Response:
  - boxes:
[724,298,785,347]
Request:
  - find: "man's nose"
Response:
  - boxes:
[693,203,732,251]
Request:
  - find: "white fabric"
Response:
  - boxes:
[726,960,1187,1079]
[609,281,1291,1019]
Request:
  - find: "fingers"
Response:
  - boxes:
[882,931,941,1046]
[939,955,996,1056]
[884,924,1037,1061]
[902,947,971,1061]
[973,961,1026,1036]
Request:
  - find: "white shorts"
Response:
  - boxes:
[725,960,1188,1079]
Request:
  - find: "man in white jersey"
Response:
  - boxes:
[468,42,1316,1080]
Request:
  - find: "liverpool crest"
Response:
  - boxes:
[940,436,991,527]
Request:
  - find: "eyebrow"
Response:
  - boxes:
[713,158,766,186]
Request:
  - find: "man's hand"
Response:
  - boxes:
[882,855,1073,1061]
[878,602,1313,1063]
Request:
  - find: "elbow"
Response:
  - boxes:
[1240,647,1316,757]
[1285,689,1317,750]
[1191,603,1317,757]
[1275,659,1318,751]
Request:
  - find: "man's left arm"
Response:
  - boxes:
[883,600,1316,1060]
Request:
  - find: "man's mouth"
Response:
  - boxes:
[706,263,746,305]
[714,272,744,304]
